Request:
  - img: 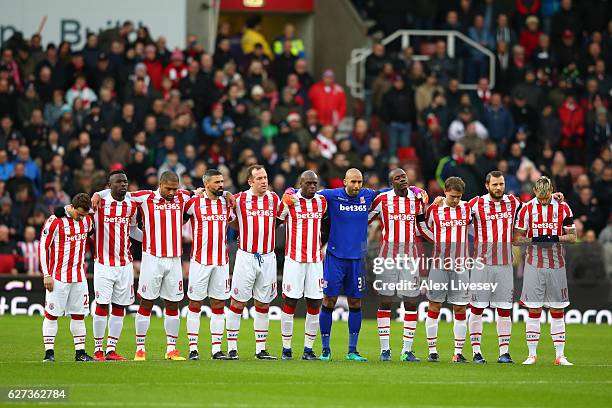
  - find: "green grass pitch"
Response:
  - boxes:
[0,315,610,407]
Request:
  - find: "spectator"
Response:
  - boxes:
[467,14,495,82]
[202,103,233,140]
[519,15,543,60]
[73,157,105,194]
[448,107,488,142]
[272,86,301,124]
[550,0,582,46]
[0,149,13,181]
[273,40,297,87]
[436,142,465,188]
[493,13,517,47]
[241,16,273,60]
[370,62,394,116]
[286,112,310,152]
[307,69,346,127]
[17,82,42,128]
[17,225,39,275]
[163,48,188,89]
[426,40,457,87]
[272,23,305,58]
[381,75,416,156]
[364,43,389,119]
[0,225,20,274]
[594,165,612,215]
[482,93,514,153]
[549,150,573,193]
[558,94,585,163]
[65,73,97,109]
[570,187,605,233]
[510,91,538,135]
[43,89,65,128]
[537,105,562,149]
[100,126,131,170]
[415,73,443,114]
[315,125,337,160]
[158,151,186,180]
[553,30,580,71]
[349,119,373,156]
[532,33,554,71]
[143,45,163,90]
[12,145,40,190]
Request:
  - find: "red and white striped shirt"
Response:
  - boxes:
[368,189,426,258]
[468,194,521,265]
[184,193,235,265]
[424,201,472,261]
[278,191,327,263]
[515,197,574,268]
[39,213,94,282]
[94,190,139,266]
[18,240,39,274]
[130,189,191,258]
[234,190,280,255]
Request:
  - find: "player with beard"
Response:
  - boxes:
[184,169,235,360]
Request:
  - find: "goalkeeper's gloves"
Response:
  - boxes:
[282,187,297,206]
[409,186,429,204]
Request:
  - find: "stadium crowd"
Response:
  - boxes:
[0,0,610,275]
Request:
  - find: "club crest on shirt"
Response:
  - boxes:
[360,196,365,204]
[234,288,239,295]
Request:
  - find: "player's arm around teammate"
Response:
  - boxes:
[225,165,280,360]
[41,193,95,362]
[277,170,327,360]
[183,170,235,361]
[513,176,576,366]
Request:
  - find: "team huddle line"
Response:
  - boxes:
[39,165,575,366]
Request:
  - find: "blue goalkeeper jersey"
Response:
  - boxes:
[318,187,378,260]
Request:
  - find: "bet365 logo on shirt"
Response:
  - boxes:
[339,204,367,212]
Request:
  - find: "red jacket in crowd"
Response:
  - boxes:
[558,99,585,148]
[308,81,347,126]
[519,29,542,60]
[144,59,164,90]
[163,63,188,89]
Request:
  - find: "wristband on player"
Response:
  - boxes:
[416,213,427,223]
[532,235,559,243]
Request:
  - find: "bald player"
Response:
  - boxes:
[277,171,328,360]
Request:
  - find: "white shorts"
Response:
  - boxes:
[188,261,230,301]
[231,249,277,303]
[45,279,90,317]
[282,258,324,300]
[469,264,514,309]
[520,264,570,309]
[138,252,184,302]
[426,268,470,305]
[94,262,135,306]
[374,261,421,298]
